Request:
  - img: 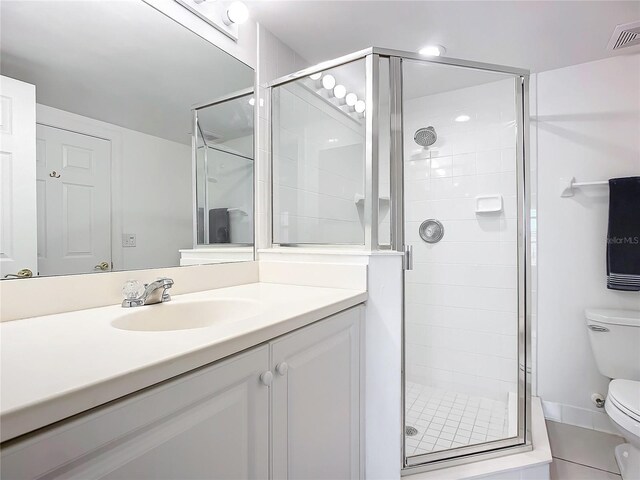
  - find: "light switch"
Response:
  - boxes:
[122,233,136,247]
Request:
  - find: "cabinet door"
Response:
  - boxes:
[271,307,362,480]
[1,346,270,480]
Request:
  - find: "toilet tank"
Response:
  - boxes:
[585,309,640,381]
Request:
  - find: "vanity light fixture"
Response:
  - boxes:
[419,44,446,56]
[354,100,366,114]
[322,74,336,90]
[455,114,470,122]
[345,93,358,107]
[223,1,249,25]
[334,84,346,99]
[309,72,322,80]
[248,97,255,106]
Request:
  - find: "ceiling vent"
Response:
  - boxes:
[608,21,640,51]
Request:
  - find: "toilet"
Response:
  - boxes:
[586,309,640,479]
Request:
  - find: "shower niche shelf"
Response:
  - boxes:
[475,194,503,213]
[354,194,390,217]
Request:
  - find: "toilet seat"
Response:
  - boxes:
[606,380,640,441]
[609,379,640,423]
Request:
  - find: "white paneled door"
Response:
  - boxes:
[0,75,37,280]
[36,124,111,276]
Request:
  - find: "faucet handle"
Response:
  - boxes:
[123,280,145,299]
[122,280,145,307]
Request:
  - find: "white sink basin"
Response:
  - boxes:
[111,299,261,332]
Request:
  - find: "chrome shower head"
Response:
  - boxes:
[414,126,437,147]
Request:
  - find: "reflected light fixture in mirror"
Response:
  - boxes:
[334,84,347,99]
[224,1,249,25]
[419,44,446,56]
[345,93,358,107]
[322,74,336,90]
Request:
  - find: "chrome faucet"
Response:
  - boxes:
[122,278,174,308]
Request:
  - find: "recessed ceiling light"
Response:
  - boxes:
[334,85,346,99]
[322,74,336,90]
[345,93,358,107]
[419,45,446,57]
[455,114,470,122]
[309,72,322,80]
[224,1,249,25]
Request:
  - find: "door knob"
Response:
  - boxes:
[94,262,110,271]
[260,371,273,386]
[276,362,288,376]
[4,268,33,279]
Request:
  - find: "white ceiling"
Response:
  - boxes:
[247,0,640,73]
[0,0,254,145]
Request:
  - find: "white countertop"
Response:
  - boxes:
[0,282,367,443]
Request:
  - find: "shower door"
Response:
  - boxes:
[399,56,530,470]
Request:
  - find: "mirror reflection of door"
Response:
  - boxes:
[35,125,111,276]
[0,75,37,279]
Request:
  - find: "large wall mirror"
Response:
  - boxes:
[0,0,255,280]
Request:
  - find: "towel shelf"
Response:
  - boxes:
[560,177,609,197]
[227,208,248,216]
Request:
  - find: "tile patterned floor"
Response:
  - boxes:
[547,420,624,479]
[405,382,510,456]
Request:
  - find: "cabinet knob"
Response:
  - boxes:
[276,362,288,376]
[260,371,273,386]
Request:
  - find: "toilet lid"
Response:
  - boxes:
[608,379,640,422]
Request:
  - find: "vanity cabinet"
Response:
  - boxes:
[1,306,363,480]
[271,308,362,479]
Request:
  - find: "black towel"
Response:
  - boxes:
[209,208,230,244]
[606,177,640,291]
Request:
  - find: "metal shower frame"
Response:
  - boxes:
[265,46,532,473]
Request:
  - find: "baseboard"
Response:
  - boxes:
[541,400,618,435]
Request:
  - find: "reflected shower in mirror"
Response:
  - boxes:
[185,90,255,265]
[0,0,254,279]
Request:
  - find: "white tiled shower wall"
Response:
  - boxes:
[273,81,365,244]
[404,79,520,400]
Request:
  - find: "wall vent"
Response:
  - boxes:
[608,21,640,50]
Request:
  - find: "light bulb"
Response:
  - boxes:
[322,74,336,90]
[334,85,346,99]
[455,114,470,122]
[309,72,322,80]
[419,45,446,57]
[345,93,358,107]
[355,100,366,113]
[248,97,255,106]
[224,1,249,25]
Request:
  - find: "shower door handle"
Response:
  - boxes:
[404,245,413,271]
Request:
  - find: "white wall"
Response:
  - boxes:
[403,79,520,401]
[118,128,192,271]
[37,105,192,272]
[536,54,640,432]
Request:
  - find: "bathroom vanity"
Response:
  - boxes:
[0,283,366,479]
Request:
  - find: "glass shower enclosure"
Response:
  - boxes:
[190,88,255,264]
[269,48,531,472]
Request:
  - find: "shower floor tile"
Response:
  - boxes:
[405,382,510,456]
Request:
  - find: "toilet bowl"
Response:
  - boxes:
[586,309,640,480]
[605,379,640,479]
